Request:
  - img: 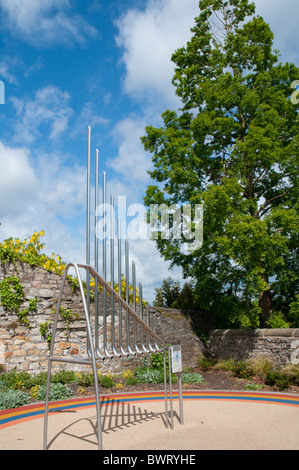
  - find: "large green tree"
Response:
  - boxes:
[142,0,299,328]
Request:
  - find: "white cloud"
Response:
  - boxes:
[11,86,73,144]
[0,57,20,85]
[0,0,97,46]
[115,0,198,107]
[253,0,299,63]
[0,141,37,217]
[108,116,152,185]
[0,140,87,264]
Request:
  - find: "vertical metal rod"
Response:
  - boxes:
[132,260,137,351]
[125,239,129,304]
[94,151,104,360]
[103,171,107,280]
[139,282,143,319]
[118,217,127,356]
[168,347,174,429]
[132,260,136,311]
[77,264,103,450]
[179,371,184,425]
[102,172,111,358]
[118,217,122,298]
[163,350,169,429]
[139,283,149,353]
[125,239,135,356]
[86,126,91,357]
[147,305,156,352]
[86,127,91,269]
[132,262,143,355]
[110,195,120,357]
[95,149,99,354]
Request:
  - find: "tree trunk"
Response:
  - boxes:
[259,289,272,328]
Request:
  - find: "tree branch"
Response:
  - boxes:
[256,187,292,218]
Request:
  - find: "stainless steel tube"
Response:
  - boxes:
[110,195,121,357]
[95,150,105,360]
[102,172,112,359]
[86,126,91,357]
[125,239,136,356]
[132,261,143,355]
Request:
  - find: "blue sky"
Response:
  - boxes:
[0,0,298,302]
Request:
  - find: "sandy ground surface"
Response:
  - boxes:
[0,392,298,451]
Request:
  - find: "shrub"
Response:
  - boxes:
[181,372,204,384]
[197,356,216,370]
[125,376,138,386]
[98,374,114,388]
[213,358,235,372]
[0,370,30,390]
[51,370,77,384]
[151,351,167,370]
[31,372,48,387]
[76,372,94,387]
[232,361,254,379]
[281,364,299,386]
[244,383,263,391]
[265,370,291,390]
[247,356,275,381]
[35,383,73,401]
[136,368,164,384]
[0,389,31,410]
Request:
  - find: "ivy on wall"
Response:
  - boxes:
[0,275,38,328]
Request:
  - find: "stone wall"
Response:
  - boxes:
[208,329,299,366]
[0,262,206,374]
[1,261,298,375]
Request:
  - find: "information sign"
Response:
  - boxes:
[170,345,182,373]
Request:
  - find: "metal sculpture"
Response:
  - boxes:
[43,127,182,450]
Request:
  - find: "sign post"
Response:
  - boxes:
[170,345,184,425]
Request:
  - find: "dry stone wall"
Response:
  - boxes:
[0,262,206,374]
[208,329,299,366]
[1,261,298,375]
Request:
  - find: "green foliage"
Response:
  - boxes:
[197,356,217,370]
[142,0,299,329]
[40,321,52,345]
[0,276,24,311]
[232,361,254,379]
[125,376,138,386]
[265,370,290,391]
[154,277,199,310]
[181,372,203,384]
[0,275,38,328]
[150,350,167,370]
[0,389,31,410]
[244,383,263,391]
[51,370,77,384]
[0,232,66,274]
[266,313,290,329]
[289,295,299,327]
[135,368,164,384]
[76,372,94,387]
[98,374,114,388]
[0,369,48,390]
[198,355,299,390]
[58,307,80,331]
[34,383,73,401]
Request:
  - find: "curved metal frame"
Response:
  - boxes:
[43,262,170,451]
